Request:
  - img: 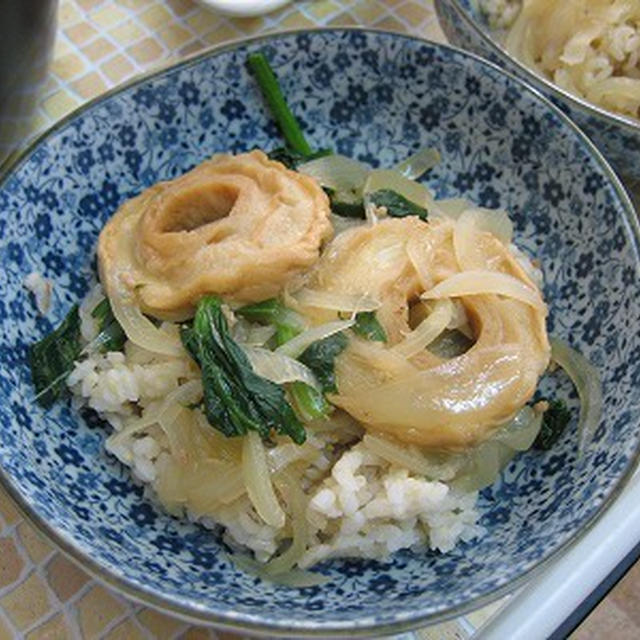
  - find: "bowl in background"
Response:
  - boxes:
[434,0,640,182]
[1,29,640,637]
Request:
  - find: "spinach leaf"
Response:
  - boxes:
[327,188,429,221]
[298,333,348,394]
[182,296,306,444]
[237,298,334,420]
[267,147,332,170]
[247,52,313,157]
[353,311,387,342]
[91,298,126,353]
[30,297,127,408]
[29,305,83,408]
[533,398,571,450]
[369,189,429,220]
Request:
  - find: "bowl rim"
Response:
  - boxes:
[435,0,640,134]
[1,25,640,638]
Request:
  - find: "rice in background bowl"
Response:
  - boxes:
[435,0,640,181]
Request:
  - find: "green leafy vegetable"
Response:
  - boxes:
[30,297,127,407]
[181,296,306,444]
[247,52,313,158]
[91,298,126,353]
[236,298,304,342]
[237,298,335,420]
[267,147,332,170]
[369,189,429,220]
[324,188,430,221]
[325,187,366,218]
[533,399,571,450]
[29,305,83,408]
[289,381,331,421]
[353,311,387,342]
[298,333,349,394]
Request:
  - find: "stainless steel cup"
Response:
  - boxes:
[0,0,58,167]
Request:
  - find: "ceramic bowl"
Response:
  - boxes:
[434,0,640,181]
[1,29,639,637]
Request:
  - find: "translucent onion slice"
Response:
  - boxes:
[108,379,202,446]
[392,299,454,358]
[457,207,513,245]
[298,154,370,192]
[193,410,242,462]
[451,440,515,492]
[363,433,464,481]
[186,462,246,515]
[242,346,321,391]
[229,554,329,587]
[421,270,546,311]
[492,406,543,451]
[294,288,381,313]
[242,431,286,529]
[431,198,472,219]
[550,338,603,457]
[330,213,364,235]
[394,147,441,180]
[109,286,183,357]
[275,319,355,359]
[267,441,319,473]
[264,470,309,575]
[232,320,276,347]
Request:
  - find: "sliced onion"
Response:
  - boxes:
[394,147,441,180]
[430,198,472,219]
[267,441,319,473]
[239,324,277,347]
[421,270,546,311]
[454,208,513,271]
[363,433,464,481]
[275,319,355,359]
[109,286,183,357]
[108,379,202,446]
[492,406,543,451]
[185,461,246,514]
[242,431,286,529]
[452,440,515,492]
[243,346,321,391]
[330,213,364,236]
[392,299,454,358]
[550,338,603,457]
[264,470,309,575]
[229,554,329,587]
[457,207,513,245]
[294,288,381,313]
[298,154,370,192]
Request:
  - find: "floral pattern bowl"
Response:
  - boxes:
[0,29,639,637]
[434,0,640,182]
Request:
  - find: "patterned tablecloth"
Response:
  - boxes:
[0,1,509,638]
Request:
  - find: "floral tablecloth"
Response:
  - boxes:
[0,1,509,638]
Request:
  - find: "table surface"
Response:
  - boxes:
[0,1,626,638]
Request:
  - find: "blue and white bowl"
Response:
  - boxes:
[1,29,639,637]
[434,0,640,182]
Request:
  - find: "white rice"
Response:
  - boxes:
[479,0,640,119]
[67,286,483,567]
[23,272,52,315]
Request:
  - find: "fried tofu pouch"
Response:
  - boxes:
[98,150,332,320]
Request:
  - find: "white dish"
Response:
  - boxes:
[196,0,292,17]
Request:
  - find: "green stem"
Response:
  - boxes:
[247,52,313,157]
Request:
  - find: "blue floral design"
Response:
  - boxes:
[0,30,639,635]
